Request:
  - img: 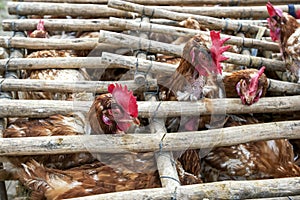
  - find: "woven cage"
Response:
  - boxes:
[0,0,300,199]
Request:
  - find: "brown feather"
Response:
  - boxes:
[19,156,160,200]
[202,115,300,182]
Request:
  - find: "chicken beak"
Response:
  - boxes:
[245,95,254,105]
[132,117,140,126]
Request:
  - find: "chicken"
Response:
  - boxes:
[223,67,268,105]
[16,84,160,199]
[87,83,140,134]
[201,115,300,182]
[20,19,92,101]
[19,159,160,200]
[156,17,204,66]
[2,20,94,169]
[28,19,49,38]
[162,31,230,102]
[267,2,300,83]
[160,31,230,185]
[2,113,95,170]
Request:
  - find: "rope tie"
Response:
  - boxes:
[160,175,181,185]
[171,186,178,200]
[222,18,229,32]
[234,21,243,34]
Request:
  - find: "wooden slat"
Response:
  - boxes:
[7,2,137,18]
[65,177,300,200]
[98,30,285,71]
[108,0,270,36]
[109,17,279,52]
[0,96,299,118]
[1,119,300,154]
[0,55,176,75]
[0,79,157,93]
[2,19,123,32]
[151,5,300,19]
[0,36,98,50]
[16,0,300,6]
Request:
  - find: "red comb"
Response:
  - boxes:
[296,9,300,19]
[37,19,45,31]
[108,83,138,118]
[266,2,283,17]
[209,31,230,74]
[249,66,266,95]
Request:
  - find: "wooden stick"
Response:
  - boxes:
[5,54,296,96]
[7,2,137,18]
[248,196,300,200]
[0,55,176,75]
[15,0,300,6]
[148,5,300,19]
[267,79,300,95]
[2,19,123,32]
[0,79,157,93]
[0,57,105,71]
[0,32,25,200]
[98,30,285,71]
[101,52,177,75]
[109,17,279,52]
[0,95,300,118]
[65,177,300,200]
[0,36,98,50]
[1,59,298,96]
[108,0,270,36]
[99,30,182,56]
[1,119,300,155]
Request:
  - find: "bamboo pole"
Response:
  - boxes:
[109,17,279,52]
[18,0,300,6]
[108,0,270,36]
[65,177,300,200]
[99,30,182,56]
[0,74,300,95]
[7,2,137,18]
[98,30,285,71]
[0,55,176,74]
[0,57,106,71]
[150,5,300,19]
[267,79,300,95]
[0,32,25,200]
[2,19,123,32]
[0,79,157,93]
[0,95,299,118]
[248,196,300,200]
[132,16,180,188]
[0,36,98,50]
[1,120,300,155]
[101,52,177,75]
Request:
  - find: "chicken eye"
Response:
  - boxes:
[242,80,247,88]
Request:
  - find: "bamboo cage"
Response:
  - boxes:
[1,0,300,199]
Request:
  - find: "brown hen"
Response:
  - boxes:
[20,20,92,101]
[223,67,268,105]
[267,2,300,83]
[160,31,230,185]
[17,84,161,199]
[202,115,300,182]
